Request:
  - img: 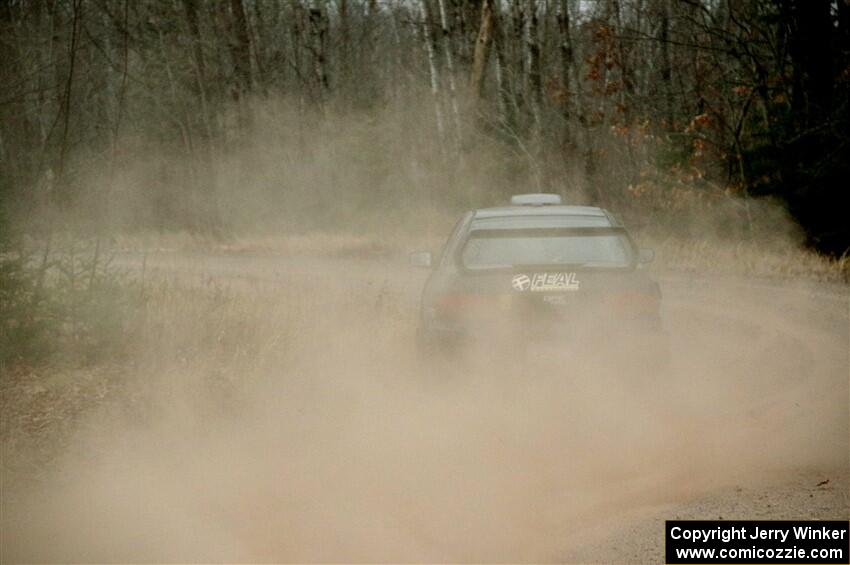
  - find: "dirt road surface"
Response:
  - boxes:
[3,251,848,562]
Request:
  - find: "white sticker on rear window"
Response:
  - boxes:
[511,274,531,291]
[512,272,580,292]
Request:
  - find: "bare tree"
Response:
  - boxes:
[227,0,253,99]
[0,0,846,253]
[419,0,446,146]
[470,0,496,103]
[308,0,330,102]
[523,0,542,136]
[435,0,461,144]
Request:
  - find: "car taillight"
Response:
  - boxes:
[435,293,511,320]
[606,291,660,318]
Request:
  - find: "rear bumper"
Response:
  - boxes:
[420,314,666,349]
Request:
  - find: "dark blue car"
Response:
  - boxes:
[412,194,666,361]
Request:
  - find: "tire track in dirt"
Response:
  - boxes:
[5,252,846,562]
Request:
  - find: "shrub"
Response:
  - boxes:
[0,240,144,369]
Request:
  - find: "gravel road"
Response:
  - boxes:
[4,250,847,562]
[128,251,850,560]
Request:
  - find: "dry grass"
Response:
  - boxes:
[114,227,848,284]
[112,230,418,258]
[5,229,842,491]
[3,249,848,561]
[642,234,850,284]
[1,272,412,490]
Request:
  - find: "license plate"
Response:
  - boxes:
[542,294,569,306]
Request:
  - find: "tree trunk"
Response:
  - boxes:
[524,0,542,136]
[56,0,83,208]
[183,0,213,140]
[610,0,637,185]
[658,0,674,129]
[435,0,461,144]
[227,0,253,99]
[557,0,574,144]
[470,0,496,103]
[420,1,446,145]
[308,0,330,102]
[338,0,349,92]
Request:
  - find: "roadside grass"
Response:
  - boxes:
[1,242,146,369]
[113,228,849,284]
[2,233,846,560]
[111,229,445,259]
[639,234,850,284]
[1,269,412,491]
[3,225,845,492]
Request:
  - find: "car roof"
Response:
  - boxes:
[471,205,620,229]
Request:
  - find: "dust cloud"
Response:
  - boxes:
[2,95,848,562]
[3,258,847,562]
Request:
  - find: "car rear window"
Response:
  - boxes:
[460,229,634,269]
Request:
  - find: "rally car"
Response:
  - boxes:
[411,194,665,360]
